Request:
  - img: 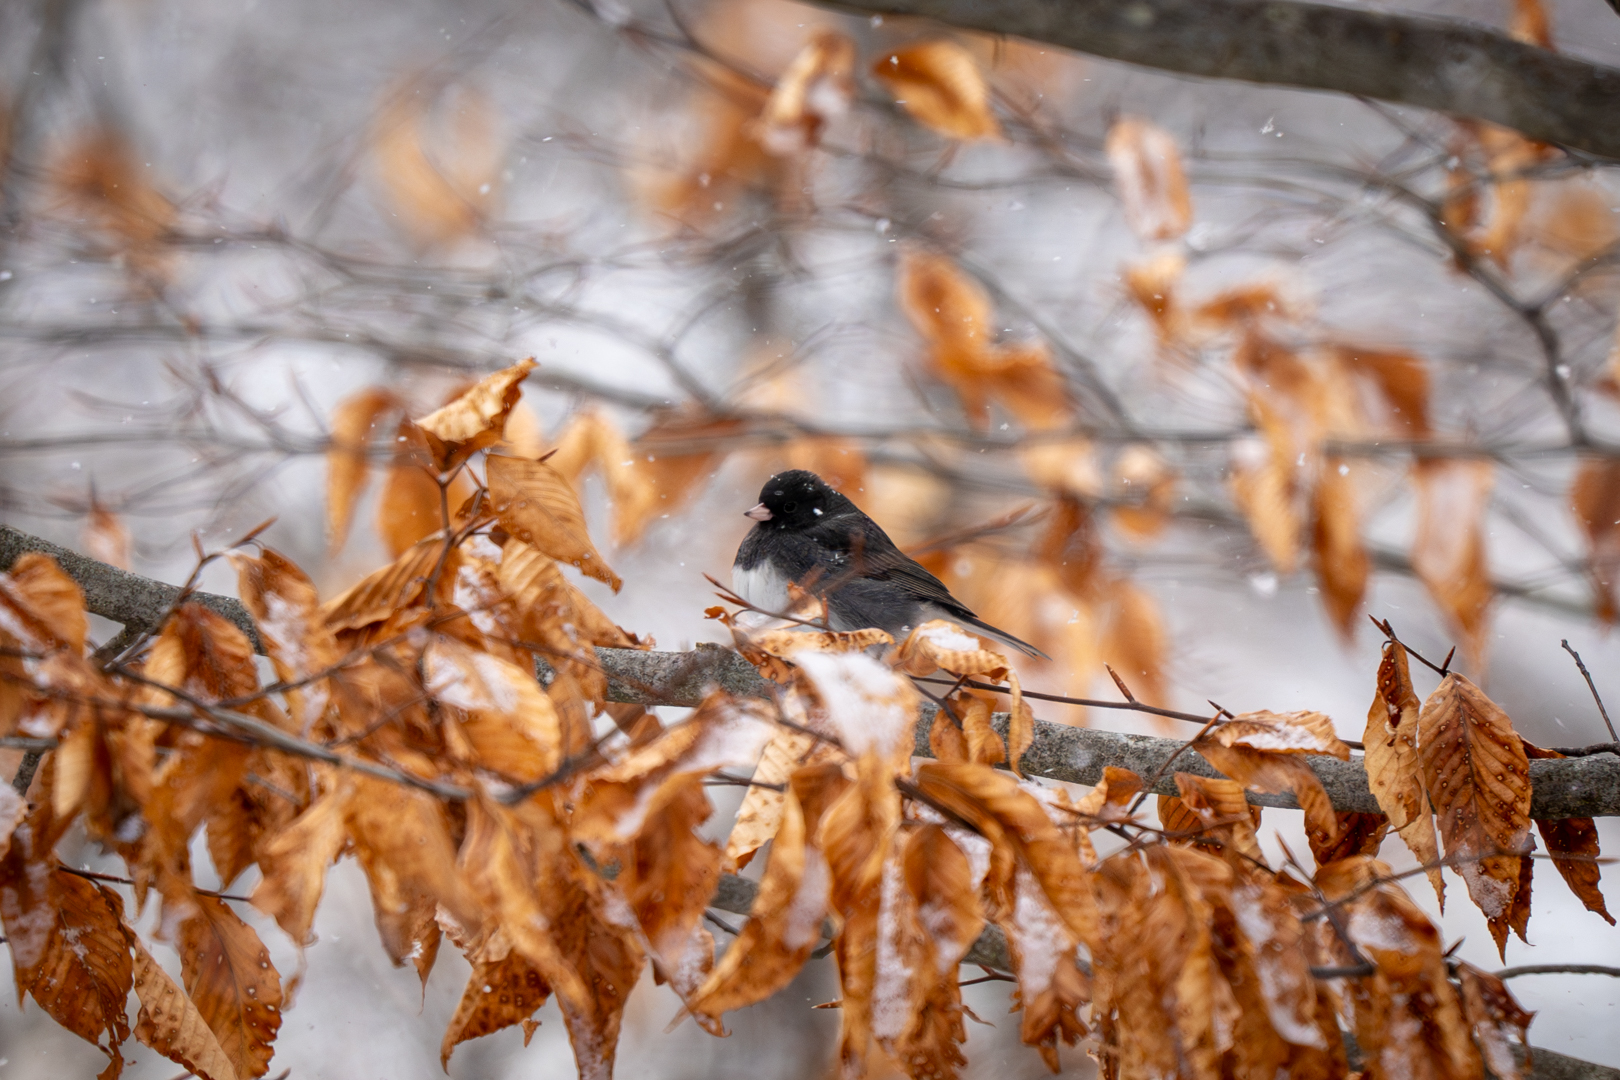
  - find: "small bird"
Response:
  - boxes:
[732,469,1047,657]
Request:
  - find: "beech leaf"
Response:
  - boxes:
[486,453,622,591]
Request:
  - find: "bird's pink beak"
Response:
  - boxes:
[745,503,773,521]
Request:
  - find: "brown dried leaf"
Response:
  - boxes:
[1456,961,1535,1080]
[325,387,400,552]
[0,864,131,1077]
[0,552,90,653]
[752,626,894,657]
[1521,739,1613,924]
[688,780,830,1029]
[1105,117,1193,241]
[55,128,175,283]
[1209,710,1350,759]
[414,358,536,463]
[179,896,283,1079]
[1364,641,1444,905]
[0,786,23,861]
[871,41,1000,142]
[896,619,1008,679]
[1417,673,1532,956]
[723,727,823,870]
[319,538,447,632]
[487,453,621,590]
[1101,578,1167,708]
[1310,810,1390,866]
[1335,347,1432,439]
[1006,669,1034,777]
[755,30,855,154]
[913,762,1098,950]
[345,773,463,975]
[426,634,563,781]
[233,547,339,732]
[1194,726,1340,849]
[131,933,240,1080]
[1313,857,1479,1080]
[1173,772,1265,864]
[441,951,551,1067]
[83,504,131,571]
[1124,251,1187,345]
[950,691,1005,767]
[249,787,348,948]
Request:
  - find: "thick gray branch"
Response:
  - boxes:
[3,523,1615,818]
[814,0,1620,160]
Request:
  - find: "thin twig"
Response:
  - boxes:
[1497,964,1620,980]
[1562,639,1618,742]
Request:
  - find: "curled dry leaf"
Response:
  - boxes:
[1309,811,1391,867]
[724,727,833,871]
[377,418,475,557]
[319,538,447,632]
[233,546,339,732]
[895,619,1008,679]
[1411,458,1494,667]
[1172,772,1265,864]
[1195,713,1344,847]
[1417,673,1532,956]
[414,357,536,463]
[1364,640,1445,905]
[1105,117,1193,241]
[179,896,284,1080]
[426,634,564,781]
[325,387,400,552]
[871,40,1000,142]
[752,626,893,657]
[487,453,622,591]
[441,950,551,1067]
[755,30,855,154]
[132,933,240,1080]
[1006,670,1034,777]
[1569,456,1620,623]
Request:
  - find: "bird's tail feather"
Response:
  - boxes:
[964,617,1050,660]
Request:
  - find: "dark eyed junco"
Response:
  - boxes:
[732,469,1047,658]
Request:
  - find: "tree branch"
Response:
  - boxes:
[813,0,1620,160]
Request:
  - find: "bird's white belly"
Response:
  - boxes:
[732,561,791,613]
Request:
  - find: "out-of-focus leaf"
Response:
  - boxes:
[325,387,400,553]
[487,453,621,590]
[1417,673,1532,956]
[755,30,855,154]
[1570,456,1620,623]
[1311,457,1369,636]
[0,552,90,654]
[372,80,502,245]
[1101,578,1167,708]
[54,128,175,283]
[426,634,563,781]
[178,895,283,1079]
[871,41,1000,142]
[1105,117,1193,241]
[1334,347,1431,438]
[1411,458,1494,667]
[131,932,240,1080]
[1124,251,1186,345]
[377,419,474,558]
[83,503,131,571]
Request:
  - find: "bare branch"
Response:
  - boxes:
[814,0,1620,160]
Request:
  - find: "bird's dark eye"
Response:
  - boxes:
[782,501,798,513]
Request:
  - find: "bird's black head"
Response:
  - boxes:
[745,470,849,531]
